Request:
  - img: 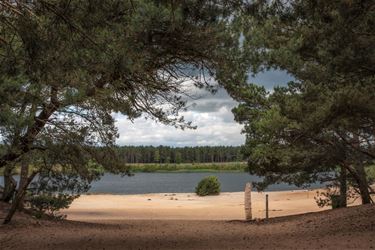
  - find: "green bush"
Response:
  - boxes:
[29,193,77,219]
[195,176,221,196]
[366,165,375,184]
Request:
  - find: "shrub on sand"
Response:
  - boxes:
[195,176,221,196]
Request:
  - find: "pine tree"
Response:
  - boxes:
[232,0,375,205]
[0,0,246,223]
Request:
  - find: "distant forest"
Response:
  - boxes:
[116,146,245,164]
[0,145,246,165]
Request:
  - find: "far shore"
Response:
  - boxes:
[63,189,364,222]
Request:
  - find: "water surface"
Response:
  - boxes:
[88,173,323,194]
[0,173,324,194]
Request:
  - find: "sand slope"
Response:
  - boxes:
[1,203,374,250]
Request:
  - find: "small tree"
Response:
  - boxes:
[195,176,221,196]
[27,161,103,219]
[29,194,76,219]
[175,152,182,164]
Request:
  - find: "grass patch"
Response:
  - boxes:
[0,162,247,176]
[128,162,247,173]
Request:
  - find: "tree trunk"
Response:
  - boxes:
[351,134,372,204]
[1,166,16,202]
[18,161,29,210]
[0,94,59,171]
[3,171,37,224]
[342,162,372,205]
[354,163,372,204]
[339,166,347,208]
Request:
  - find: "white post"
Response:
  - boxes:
[244,182,252,220]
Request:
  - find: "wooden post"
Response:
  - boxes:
[244,182,252,220]
[265,194,269,219]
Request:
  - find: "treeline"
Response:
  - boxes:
[0,144,245,165]
[116,146,245,164]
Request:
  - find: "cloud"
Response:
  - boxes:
[114,69,292,146]
[115,97,245,146]
[249,69,294,90]
[187,89,237,113]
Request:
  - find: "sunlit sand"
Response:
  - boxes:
[63,189,363,222]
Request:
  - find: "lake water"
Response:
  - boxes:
[0,173,324,194]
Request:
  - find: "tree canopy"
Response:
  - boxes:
[0,0,247,223]
[233,0,374,203]
[0,0,246,170]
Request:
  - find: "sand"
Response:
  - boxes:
[1,202,374,250]
[63,189,363,222]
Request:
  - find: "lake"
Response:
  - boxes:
[0,173,324,194]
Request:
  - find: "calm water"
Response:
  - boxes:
[0,173,324,194]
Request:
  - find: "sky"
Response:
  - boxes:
[115,70,294,147]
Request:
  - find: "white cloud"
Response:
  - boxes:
[115,108,245,147]
[114,69,293,147]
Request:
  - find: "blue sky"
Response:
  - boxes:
[115,70,294,147]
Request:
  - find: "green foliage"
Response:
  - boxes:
[195,176,221,196]
[315,186,357,209]
[0,0,246,171]
[0,162,246,175]
[29,193,76,219]
[0,2,246,223]
[129,162,246,173]
[175,152,182,164]
[231,0,375,199]
[117,146,245,164]
[315,193,343,210]
[366,165,375,185]
[25,161,103,218]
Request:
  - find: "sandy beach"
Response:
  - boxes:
[2,200,374,250]
[1,189,374,249]
[63,189,363,222]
